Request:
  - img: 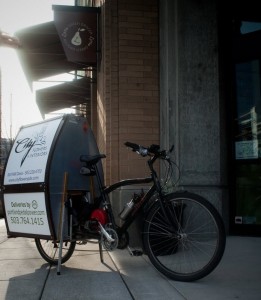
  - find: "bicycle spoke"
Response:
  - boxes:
[35,238,76,265]
[143,192,226,281]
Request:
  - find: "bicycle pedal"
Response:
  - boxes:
[127,246,143,256]
[132,250,143,256]
[77,240,88,245]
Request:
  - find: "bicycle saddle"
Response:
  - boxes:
[80,154,106,166]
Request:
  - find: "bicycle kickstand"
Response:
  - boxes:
[127,246,143,256]
[99,240,104,263]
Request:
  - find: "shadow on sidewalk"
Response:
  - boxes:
[5,263,131,300]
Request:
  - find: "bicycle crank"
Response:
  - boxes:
[100,226,118,251]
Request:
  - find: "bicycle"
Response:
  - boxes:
[35,142,226,282]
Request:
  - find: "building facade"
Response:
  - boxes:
[12,0,261,237]
[95,0,261,237]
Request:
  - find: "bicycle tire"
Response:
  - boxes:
[35,238,76,265]
[143,191,226,282]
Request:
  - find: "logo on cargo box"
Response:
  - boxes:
[15,127,47,167]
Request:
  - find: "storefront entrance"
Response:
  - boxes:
[231,6,261,235]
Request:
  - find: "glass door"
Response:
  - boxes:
[232,20,261,235]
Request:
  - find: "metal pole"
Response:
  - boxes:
[57,172,68,275]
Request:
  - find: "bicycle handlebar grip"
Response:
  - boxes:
[125,142,140,151]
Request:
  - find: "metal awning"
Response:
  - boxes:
[14,5,98,115]
[36,77,91,115]
[15,21,93,88]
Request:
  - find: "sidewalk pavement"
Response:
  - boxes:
[0,218,260,300]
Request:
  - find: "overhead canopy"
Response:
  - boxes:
[15,5,98,115]
[36,77,91,115]
[15,21,92,87]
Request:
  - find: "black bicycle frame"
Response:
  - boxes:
[92,153,176,239]
[103,177,155,236]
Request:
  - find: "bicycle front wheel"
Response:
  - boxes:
[35,238,76,265]
[143,192,226,282]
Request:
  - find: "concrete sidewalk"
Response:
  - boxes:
[0,218,260,300]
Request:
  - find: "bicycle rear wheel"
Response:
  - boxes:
[143,192,226,282]
[35,238,76,265]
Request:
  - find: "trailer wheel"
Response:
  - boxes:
[35,238,76,265]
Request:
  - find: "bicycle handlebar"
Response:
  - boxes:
[124,141,173,159]
[125,142,140,152]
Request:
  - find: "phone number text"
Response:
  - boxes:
[10,217,44,226]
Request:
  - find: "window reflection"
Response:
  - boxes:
[235,60,261,159]
[240,21,261,34]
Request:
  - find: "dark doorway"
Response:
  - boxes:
[230,3,261,236]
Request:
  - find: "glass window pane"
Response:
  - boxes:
[234,60,261,159]
[235,164,261,225]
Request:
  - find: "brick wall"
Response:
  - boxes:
[98,0,159,185]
